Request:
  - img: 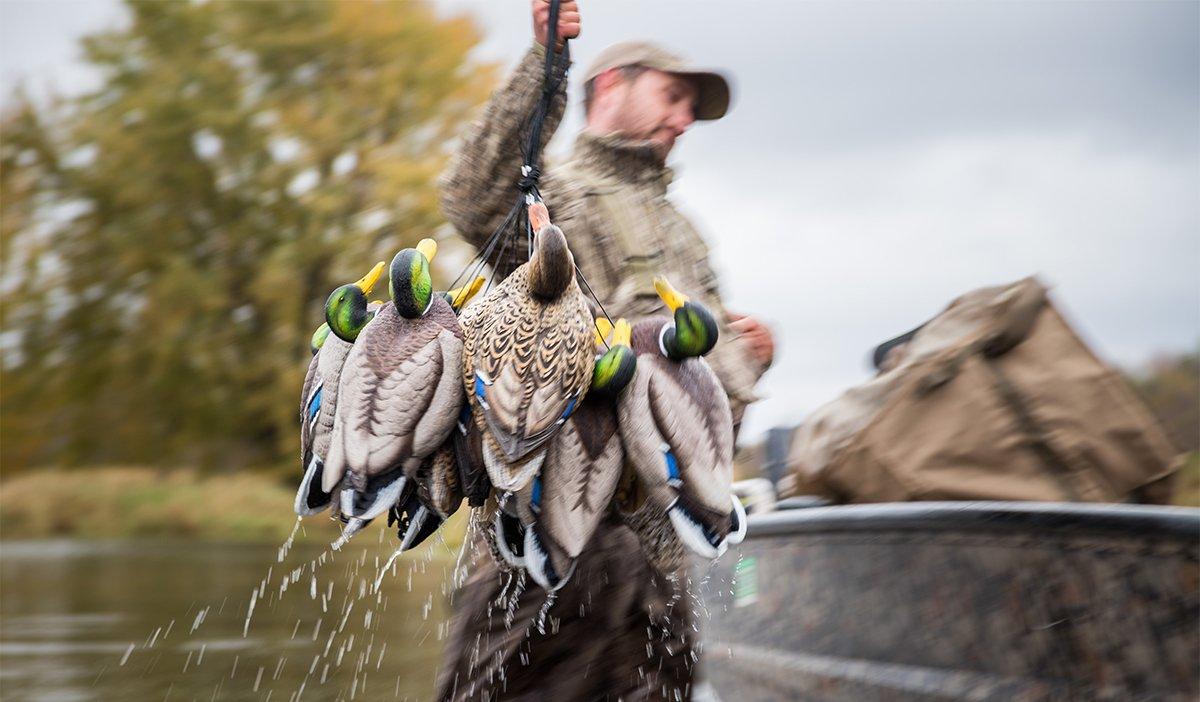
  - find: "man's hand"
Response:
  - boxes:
[532,0,581,49]
[728,313,776,369]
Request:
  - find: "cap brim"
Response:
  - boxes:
[672,70,731,121]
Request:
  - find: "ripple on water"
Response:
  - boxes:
[2,537,453,701]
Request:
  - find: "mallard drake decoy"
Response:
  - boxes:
[323,239,467,545]
[381,277,489,554]
[617,277,746,566]
[369,278,494,553]
[524,318,636,589]
[296,262,386,517]
[458,202,594,493]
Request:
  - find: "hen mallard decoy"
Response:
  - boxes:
[495,317,637,590]
[458,202,594,494]
[296,262,386,517]
[323,239,467,546]
[617,277,747,567]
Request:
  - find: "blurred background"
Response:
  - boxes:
[1,1,1196,700]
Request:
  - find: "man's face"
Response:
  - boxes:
[609,69,698,157]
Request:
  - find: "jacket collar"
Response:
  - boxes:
[569,131,675,194]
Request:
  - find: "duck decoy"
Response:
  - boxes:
[458,202,594,493]
[508,317,638,590]
[383,277,489,553]
[296,262,386,517]
[617,277,747,567]
[323,239,467,545]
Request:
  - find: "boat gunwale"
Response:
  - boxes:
[748,501,1200,540]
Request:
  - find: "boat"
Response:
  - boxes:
[700,500,1200,701]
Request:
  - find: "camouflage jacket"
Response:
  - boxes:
[440,44,766,428]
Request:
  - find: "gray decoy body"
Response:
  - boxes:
[296,331,354,516]
[324,297,465,522]
[521,394,625,588]
[616,285,747,570]
[373,276,486,552]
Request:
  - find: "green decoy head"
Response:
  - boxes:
[591,318,637,398]
[326,261,386,342]
[310,322,332,355]
[389,238,437,319]
[654,276,718,359]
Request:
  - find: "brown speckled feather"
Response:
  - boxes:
[459,263,593,491]
[323,299,465,492]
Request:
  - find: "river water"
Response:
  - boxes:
[0,535,463,701]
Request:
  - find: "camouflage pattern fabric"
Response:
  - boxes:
[435,514,697,702]
[437,43,762,701]
[439,44,766,431]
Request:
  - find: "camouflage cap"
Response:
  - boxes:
[582,40,732,121]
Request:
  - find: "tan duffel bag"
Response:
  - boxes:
[781,277,1180,503]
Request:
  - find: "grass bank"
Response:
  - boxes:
[0,466,468,545]
[2,458,1194,542]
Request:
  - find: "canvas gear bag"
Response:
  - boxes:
[780,277,1180,503]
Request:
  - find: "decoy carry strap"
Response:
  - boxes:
[446,0,617,344]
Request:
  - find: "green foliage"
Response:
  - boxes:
[1127,348,1200,453]
[1,1,495,471]
[1173,452,1200,507]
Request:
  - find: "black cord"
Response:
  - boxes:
[576,268,615,350]
[444,0,624,337]
[448,0,568,292]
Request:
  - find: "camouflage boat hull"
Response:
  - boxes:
[701,502,1199,701]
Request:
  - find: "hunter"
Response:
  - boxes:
[436,1,774,699]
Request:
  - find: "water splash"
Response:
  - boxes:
[243,588,258,637]
[373,545,406,594]
[278,517,302,562]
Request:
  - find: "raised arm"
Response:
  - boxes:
[439,2,579,275]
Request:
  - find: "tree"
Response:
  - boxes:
[1,0,495,472]
[1128,349,1200,454]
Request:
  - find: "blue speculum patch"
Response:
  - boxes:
[307,387,323,421]
[531,478,543,510]
[559,395,577,421]
[663,448,680,482]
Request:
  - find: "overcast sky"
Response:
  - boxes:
[3,0,1198,438]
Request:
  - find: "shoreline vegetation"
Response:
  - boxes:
[0,466,470,546]
[0,457,1195,542]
